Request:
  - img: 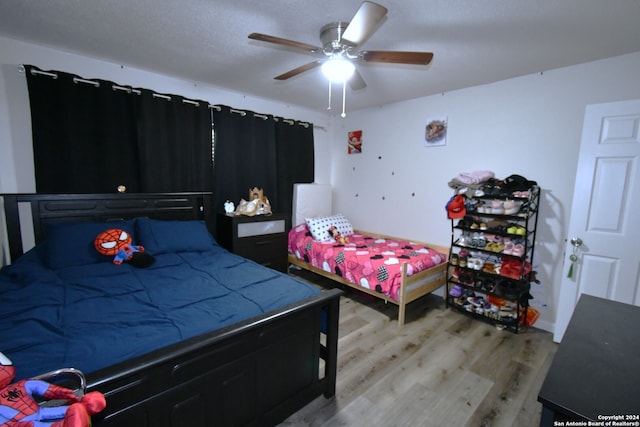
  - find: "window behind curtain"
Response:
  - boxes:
[275,118,315,219]
[136,91,213,192]
[211,106,315,231]
[25,66,314,230]
[211,106,278,219]
[26,66,141,193]
[25,65,213,193]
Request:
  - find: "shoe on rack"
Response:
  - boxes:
[468,296,484,307]
[469,258,484,270]
[498,280,520,299]
[483,279,496,293]
[511,243,525,257]
[503,241,515,255]
[450,254,459,266]
[503,200,521,215]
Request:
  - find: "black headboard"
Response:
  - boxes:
[1,192,212,263]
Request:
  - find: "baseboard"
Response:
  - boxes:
[533,318,554,334]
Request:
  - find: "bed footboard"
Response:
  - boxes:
[289,251,446,327]
[89,288,342,427]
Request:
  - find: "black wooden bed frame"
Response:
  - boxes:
[1,193,342,427]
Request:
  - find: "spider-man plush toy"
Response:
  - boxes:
[94,228,154,268]
[0,352,106,427]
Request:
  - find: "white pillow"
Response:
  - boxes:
[305,214,354,242]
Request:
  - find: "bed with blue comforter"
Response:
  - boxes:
[0,193,341,426]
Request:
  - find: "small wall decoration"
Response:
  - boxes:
[425,116,447,147]
[348,130,362,154]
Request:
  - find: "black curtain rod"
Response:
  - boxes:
[21,64,321,130]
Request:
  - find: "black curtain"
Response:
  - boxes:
[136,91,213,192]
[274,119,314,219]
[211,106,315,231]
[211,106,278,225]
[26,66,140,193]
[25,65,213,194]
[25,66,314,230]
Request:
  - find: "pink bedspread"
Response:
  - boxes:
[288,224,447,301]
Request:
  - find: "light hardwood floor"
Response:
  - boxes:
[281,269,558,427]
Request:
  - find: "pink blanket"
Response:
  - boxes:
[288,224,447,301]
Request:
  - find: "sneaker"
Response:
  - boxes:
[449,285,462,297]
[468,296,484,307]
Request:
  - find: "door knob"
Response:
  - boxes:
[567,237,583,278]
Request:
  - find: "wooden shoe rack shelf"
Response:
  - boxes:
[446,185,540,333]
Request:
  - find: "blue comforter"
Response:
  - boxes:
[0,244,320,380]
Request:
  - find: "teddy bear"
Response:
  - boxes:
[0,352,106,427]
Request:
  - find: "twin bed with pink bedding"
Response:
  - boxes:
[287,184,449,326]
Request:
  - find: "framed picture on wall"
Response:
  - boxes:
[348,130,362,154]
[425,116,447,147]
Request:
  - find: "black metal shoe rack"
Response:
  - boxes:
[446,185,540,333]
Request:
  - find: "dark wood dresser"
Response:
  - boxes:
[537,294,640,425]
[216,213,288,272]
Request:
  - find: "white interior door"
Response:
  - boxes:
[554,99,640,342]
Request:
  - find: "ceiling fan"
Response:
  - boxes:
[248,1,433,98]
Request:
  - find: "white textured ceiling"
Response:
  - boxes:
[0,0,639,113]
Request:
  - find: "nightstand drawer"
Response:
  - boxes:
[235,235,287,271]
[216,213,289,272]
[237,219,285,237]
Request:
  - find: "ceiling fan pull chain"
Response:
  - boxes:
[341,81,347,118]
[327,80,332,111]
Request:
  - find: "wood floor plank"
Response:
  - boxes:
[417,370,494,427]
[318,395,386,427]
[361,328,462,409]
[513,349,558,426]
[373,382,440,427]
[282,269,557,427]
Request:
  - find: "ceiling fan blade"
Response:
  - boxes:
[341,1,388,46]
[248,33,322,54]
[349,69,367,91]
[274,60,324,80]
[361,51,434,66]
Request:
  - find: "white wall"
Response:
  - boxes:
[0,35,333,193]
[330,51,640,332]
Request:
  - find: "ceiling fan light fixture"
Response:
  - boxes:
[321,56,355,83]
